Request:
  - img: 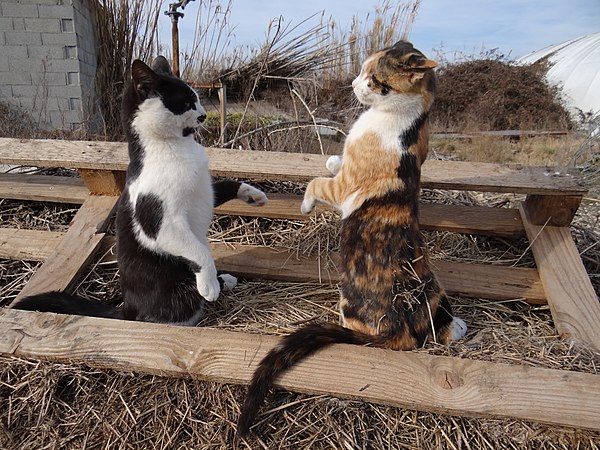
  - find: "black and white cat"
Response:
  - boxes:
[14,56,267,326]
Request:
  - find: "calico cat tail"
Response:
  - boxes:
[237,322,389,437]
[12,291,122,319]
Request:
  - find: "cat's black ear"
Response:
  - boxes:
[131,60,160,98]
[151,56,174,77]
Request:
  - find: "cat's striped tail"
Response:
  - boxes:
[237,322,381,438]
[12,291,122,319]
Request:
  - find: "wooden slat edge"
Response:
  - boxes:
[0,229,545,303]
[0,308,598,430]
[11,196,118,303]
[217,195,525,237]
[0,138,587,195]
[519,204,600,350]
[0,173,89,203]
[0,174,525,237]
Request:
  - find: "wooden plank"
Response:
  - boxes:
[11,195,118,304]
[0,308,598,431]
[0,173,88,203]
[0,230,546,303]
[524,194,582,227]
[78,169,125,196]
[0,138,587,195]
[216,194,525,237]
[520,204,600,350]
[0,174,525,237]
[0,228,65,261]
[209,243,547,304]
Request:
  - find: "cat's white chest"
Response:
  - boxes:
[346,98,423,152]
[128,137,213,245]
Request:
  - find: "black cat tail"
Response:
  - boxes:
[12,291,122,319]
[237,322,375,437]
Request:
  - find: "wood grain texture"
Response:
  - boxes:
[0,138,586,195]
[524,194,582,227]
[0,173,88,203]
[11,195,118,304]
[0,174,525,237]
[79,169,125,196]
[0,228,65,261]
[520,204,600,350]
[0,229,545,303]
[0,307,598,431]
[217,194,525,236]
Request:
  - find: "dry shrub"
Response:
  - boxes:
[431,58,573,131]
[91,0,161,140]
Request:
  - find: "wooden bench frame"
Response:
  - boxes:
[0,137,599,431]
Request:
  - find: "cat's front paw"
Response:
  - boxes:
[326,155,342,175]
[196,270,221,302]
[237,183,268,207]
[218,273,237,290]
[300,196,315,215]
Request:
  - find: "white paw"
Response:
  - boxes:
[301,197,315,215]
[219,273,237,290]
[448,317,467,341]
[196,270,221,302]
[326,155,342,175]
[237,183,268,207]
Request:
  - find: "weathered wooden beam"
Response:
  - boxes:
[78,169,125,196]
[10,195,118,304]
[0,173,88,203]
[523,194,582,227]
[0,172,526,237]
[1,308,599,431]
[0,229,546,303]
[519,204,600,351]
[0,138,587,195]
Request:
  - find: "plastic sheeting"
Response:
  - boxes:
[518,32,600,119]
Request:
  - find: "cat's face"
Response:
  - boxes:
[352,41,437,110]
[130,58,206,138]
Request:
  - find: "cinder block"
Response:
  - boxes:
[32,71,68,87]
[41,32,77,46]
[0,71,32,85]
[37,5,72,19]
[8,57,44,73]
[1,45,28,59]
[0,18,14,32]
[24,18,61,33]
[47,58,80,72]
[1,3,39,18]
[5,31,42,46]
[27,45,65,60]
[0,85,14,99]
[48,85,82,99]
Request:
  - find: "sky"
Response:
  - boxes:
[162,0,600,63]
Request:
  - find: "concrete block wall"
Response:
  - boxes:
[0,0,99,131]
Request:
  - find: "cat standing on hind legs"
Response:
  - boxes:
[238,41,467,437]
[13,56,268,326]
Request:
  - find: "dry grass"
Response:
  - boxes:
[2,179,600,448]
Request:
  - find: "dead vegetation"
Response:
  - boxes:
[1,1,600,449]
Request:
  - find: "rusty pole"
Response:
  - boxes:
[164,1,188,78]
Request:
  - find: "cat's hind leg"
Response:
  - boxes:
[434,296,467,343]
[218,273,237,290]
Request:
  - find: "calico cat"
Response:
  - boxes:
[13,56,268,326]
[237,41,467,437]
